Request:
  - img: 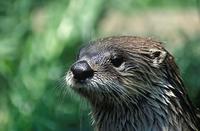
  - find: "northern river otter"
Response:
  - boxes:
[66,36,200,131]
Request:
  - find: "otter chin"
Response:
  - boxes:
[65,36,200,131]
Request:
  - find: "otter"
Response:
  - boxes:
[65,36,200,131]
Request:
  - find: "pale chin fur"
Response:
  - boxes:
[65,71,73,87]
[65,71,82,89]
[65,71,87,89]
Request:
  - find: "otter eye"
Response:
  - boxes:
[111,56,124,67]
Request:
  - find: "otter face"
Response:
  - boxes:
[66,36,170,104]
[66,44,127,101]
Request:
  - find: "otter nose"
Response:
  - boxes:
[71,60,94,82]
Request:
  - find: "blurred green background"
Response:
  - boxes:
[0,0,200,130]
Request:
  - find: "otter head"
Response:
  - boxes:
[66,36,179,107]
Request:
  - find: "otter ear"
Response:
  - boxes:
[149,49,167,68]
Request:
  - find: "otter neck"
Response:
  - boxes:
[90,83,197,131]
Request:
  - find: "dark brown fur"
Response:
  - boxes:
[66,36,200,131]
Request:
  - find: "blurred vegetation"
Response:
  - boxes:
[175,35,200,107]
[0,0,199,131]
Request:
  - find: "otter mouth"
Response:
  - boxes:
[67,60,94,85]
[65,71,87,89]
[65,69,97,94]
[66,70,102,102]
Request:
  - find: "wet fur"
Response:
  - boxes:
[66,36,200,131]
